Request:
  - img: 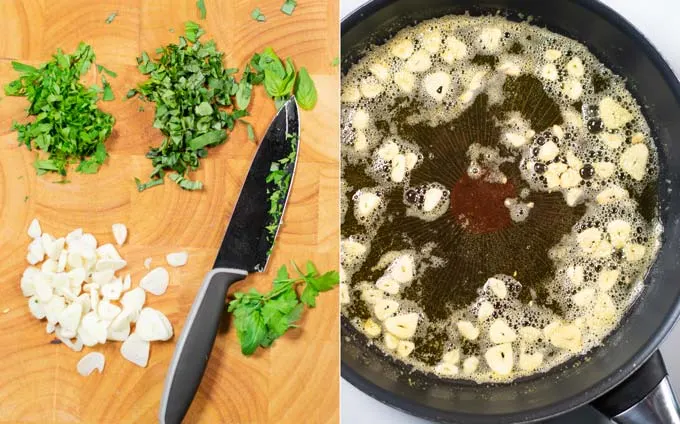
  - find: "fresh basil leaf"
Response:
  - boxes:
[11,61,38,74]
[185,21,205,43]
[294,67,317,110]
[195,101,213,116]
[188,130,225,150]
[97,64,118,77]
[102,80,115,101]
[236,78,252,110]
[134,177,164,192]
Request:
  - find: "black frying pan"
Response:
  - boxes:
[341,1,680,422]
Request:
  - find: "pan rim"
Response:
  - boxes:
[340,0,680,422]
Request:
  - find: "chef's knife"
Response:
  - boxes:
[159,98,300,424]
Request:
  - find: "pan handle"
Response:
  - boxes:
[591,350,680,424]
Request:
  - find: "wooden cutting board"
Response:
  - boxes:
[0,0,339,422]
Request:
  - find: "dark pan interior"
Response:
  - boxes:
[341,0,680,423]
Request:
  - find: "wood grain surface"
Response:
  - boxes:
[0,1,339,423]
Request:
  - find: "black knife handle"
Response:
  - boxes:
[159,268,248,424]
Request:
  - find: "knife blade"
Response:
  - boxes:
[159,98,300,424]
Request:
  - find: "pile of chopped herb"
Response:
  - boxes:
[265,133,297,253]
[129,21,317,191]
[4,43,116,177]
[228,261,339,355]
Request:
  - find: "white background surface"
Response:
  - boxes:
[340,1,680,422]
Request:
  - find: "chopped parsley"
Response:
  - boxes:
[105,12,117,24]
[3,43,115,176]
[196,0,207,19]
[227,260,339,355]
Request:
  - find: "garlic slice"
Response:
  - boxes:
[485,343,513,375]
[77,352,105,376]
[166,251,188,267]
[139,267,170,296]
[111,223,128,246]
[120,332,150,368]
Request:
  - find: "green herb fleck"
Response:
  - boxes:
[197,0,207,19]
[265,133,297,254]
[281,0,297,15]
[24,195,29,202]
[227,260,339,355]
[331,57,339,67]
[102,77,115,101]
[169,28,175,33]
[105,12,117,24]
[138,105,145,112]
[4,44,115,177]
[134,177,164,192]
[243,120,255,142]
[251,8,266,22]
[97,64,117,78]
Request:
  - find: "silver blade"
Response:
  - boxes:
[213,98,300,272]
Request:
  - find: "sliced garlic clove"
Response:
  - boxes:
[341,86,361,103]
[422,187,444,212]
[619,144,649,181]
[519,351,544,372]
[497,61,521,76]
[389,255,415,283]
[136,307,173,342]
[356,191,381,218]
[111,223,128,246]
[385,313,419,339]
[166,251,188,267]
[596,185,629,205]
[95,259,127,272]
[519,326,541,343]
[462,356,479,374]
[457,321,480,341]
[477,301,494,321]
[593,162,615,178]
[559,168,582,189]
[600,97,633,129]
[384,332,399,350]
[593,239,613,259]
[538,141,560,162]
[600,132,624,150]
[540,63,558,81]
[394,71,416,93]
[354,131,368,152]
[435,363,459,376]
[598,269,620,291]
[58,302,82,333]
[352,109,370,130]
[360,80,384,99]
[120,332,150,367]
[139,267,170,296]
[369,62,391,82]
[607,219,631,249]
[489,319,517,344]
[396,340,415,358]
[441,37,468,63]
[374,299,399,321]
[562,79,583,100]
[504,132,528,148]
[120,288,146,322]
[623,243,646,262]
[96,244,122,261]
[544,49,562,61]
[28,218,42,239]
[391,39,414,59]
[122,274,131,291]
[549,324,582,352]
[28,296,46,319]
[565,57,585,77]
[77,352,105,376]
[405,152,419,171]
[405,50,431,73]
[572,288,596,307]
[577,228,602,254]
[477,27,502,52]
[376,276,400,295]
[565,188,584,207]
[442,349,460,364]
[340,284,350,305]
[486,278,507,299]
[485,343,514,375]
[35,278,54,303]
[97,300,122,321]
[361,288,383,305]
[390,154,407,183]
[377,141,400,161]
[423,71,451,102]
[422,30,442,54]
[363,318,382,338]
